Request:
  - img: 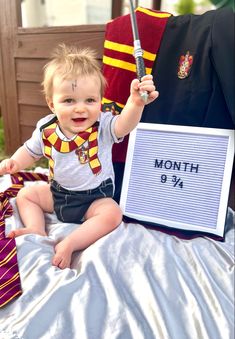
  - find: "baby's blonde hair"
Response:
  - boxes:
[42,43,106,99]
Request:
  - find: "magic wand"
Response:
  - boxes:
[129,0,148,102]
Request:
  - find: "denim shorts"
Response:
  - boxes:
[50,178,114,223]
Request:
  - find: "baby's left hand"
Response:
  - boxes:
[130,74,159,106]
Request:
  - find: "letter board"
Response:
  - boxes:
[120,123,234,237]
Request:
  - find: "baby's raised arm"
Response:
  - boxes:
[114,74,158,138]
[0,146,37,175]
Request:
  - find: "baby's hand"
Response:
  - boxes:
[0,158,19,175]
[130,74,159,106]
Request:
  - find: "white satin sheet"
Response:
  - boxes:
[0,174,234,339]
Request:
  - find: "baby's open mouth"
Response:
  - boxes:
[72,118,86,122]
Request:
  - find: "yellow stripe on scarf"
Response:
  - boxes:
[137,7,172,18]
[60,141,70,153]
[47,132,58,145]
[89,131,98,142]
[89,146,98,158]
[104,40,156,61]
[103,55,152,74]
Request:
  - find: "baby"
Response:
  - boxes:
[0,44,158,269]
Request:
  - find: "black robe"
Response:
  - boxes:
[114,8,235,209]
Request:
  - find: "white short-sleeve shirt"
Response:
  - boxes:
[24,112,122,191]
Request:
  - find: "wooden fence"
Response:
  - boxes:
[0,0,105,154]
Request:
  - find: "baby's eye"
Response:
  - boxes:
[86,98,96,103]
[64,98,73,103]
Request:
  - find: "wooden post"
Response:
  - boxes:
[0,0,22,154]
[112,0,124,18]
[152,0,162,10]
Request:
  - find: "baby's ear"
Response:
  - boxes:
[46,97,55,112]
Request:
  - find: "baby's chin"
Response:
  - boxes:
[70,119,90,133]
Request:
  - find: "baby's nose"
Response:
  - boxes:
[74,102,84,112]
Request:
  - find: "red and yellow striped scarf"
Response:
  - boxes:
[42,121,101,178]
[102,7,171,161]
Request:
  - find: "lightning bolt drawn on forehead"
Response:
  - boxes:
[72,80,77,92]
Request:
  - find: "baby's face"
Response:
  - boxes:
[47,75,101,138]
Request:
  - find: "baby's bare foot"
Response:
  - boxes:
[8,228,47,238]
[52,240,73,269]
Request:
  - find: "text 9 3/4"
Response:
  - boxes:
[161,175,184,189]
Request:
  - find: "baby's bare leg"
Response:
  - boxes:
[52,198,122,269]
[8,184,54,238]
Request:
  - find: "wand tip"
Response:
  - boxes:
[140,91,148,103]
